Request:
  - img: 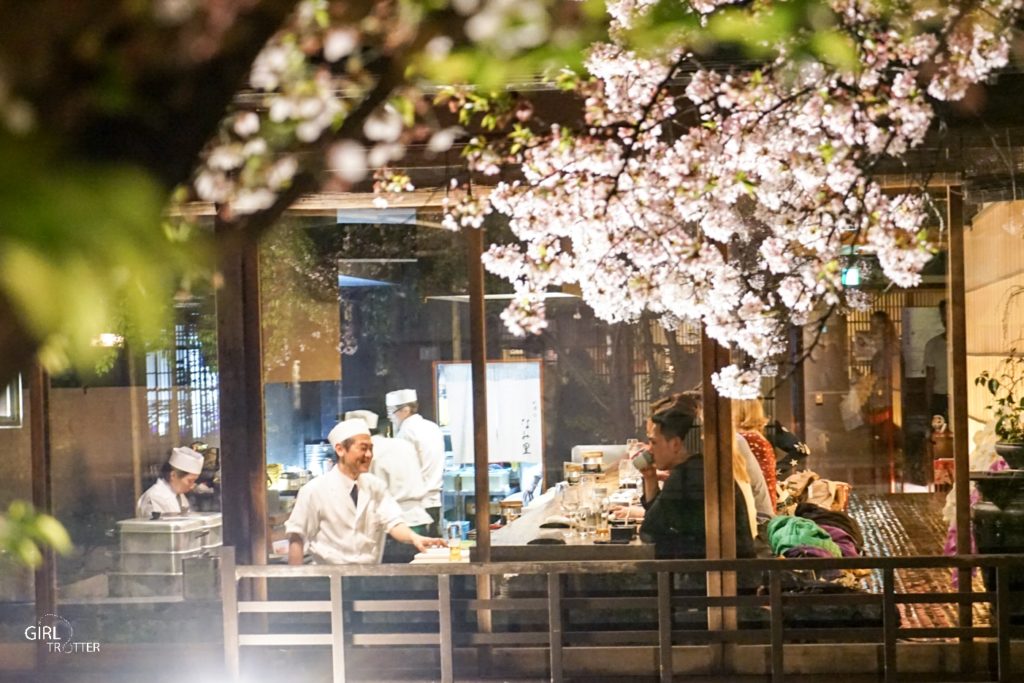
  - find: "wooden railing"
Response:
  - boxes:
[220,548,1024,683]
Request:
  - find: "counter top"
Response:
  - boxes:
[481,473,653,562]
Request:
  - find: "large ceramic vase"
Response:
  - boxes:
[994,441,1024,469]
[971,468,1024,616]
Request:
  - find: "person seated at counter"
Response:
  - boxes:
[286,418,446,565]
[638,394,756,559]
[136,446,203,519]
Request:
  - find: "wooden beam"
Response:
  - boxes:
[173,188,493,217]
[946,186,974,674]
[215,225,268,568]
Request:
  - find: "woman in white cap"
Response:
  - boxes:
[136,446,204,519]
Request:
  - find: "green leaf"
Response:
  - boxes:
[809,29,859,72]
[33,515,72,555]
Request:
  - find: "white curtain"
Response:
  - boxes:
[439,362,543,465]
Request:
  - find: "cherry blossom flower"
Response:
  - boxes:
[461,0,1024,396]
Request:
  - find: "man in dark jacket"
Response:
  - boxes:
[639,393,755,559]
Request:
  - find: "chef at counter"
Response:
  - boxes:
[136,446,203,519]
[286,418,446,565]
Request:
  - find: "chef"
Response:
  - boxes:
[285,418,445,565]
[386,389,446,535]
[346,409,432,563]
[136,446,203,519]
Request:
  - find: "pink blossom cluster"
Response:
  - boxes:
[479,0,1023,397]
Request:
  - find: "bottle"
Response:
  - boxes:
[594,493,611,542]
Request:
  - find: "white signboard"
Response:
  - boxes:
[436,361,543,464]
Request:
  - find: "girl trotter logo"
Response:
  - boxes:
[24,614,100,654]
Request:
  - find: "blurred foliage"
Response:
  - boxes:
[0,500,72,568]
[628,0,859,71]
[0,132,210,380]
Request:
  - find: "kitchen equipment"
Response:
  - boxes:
[190,512,223,549]
[117,517,208,553]
[582,451,604,473]
[489,466,511,493]
[119,548,205,574]
[500,499,523,524]
[109,572,184,598]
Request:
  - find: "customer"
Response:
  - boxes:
[638,394,755,559]
[733,398,778,511]
[286,419,445,565]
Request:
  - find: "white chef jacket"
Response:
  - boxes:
[136,478,190,519]
[284,467,404,564]
[369,435,432,527]
[396,413,445,509]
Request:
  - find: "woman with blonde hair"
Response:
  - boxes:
[732,437,759,539]
[734,399,778,511]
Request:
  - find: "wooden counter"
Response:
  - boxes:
[479,476,654,562]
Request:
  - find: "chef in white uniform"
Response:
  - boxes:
[136,446,203,519]
[386,388,446,535]
[285,418,445,565]
[346,409,433,563]
[345,410,432,530]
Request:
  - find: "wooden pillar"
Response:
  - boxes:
[789,325,806,440]
[946,187,973,668]
[700,330,736,639]
[465,225,490,560]
[127,349,144,503]
[29,364,56,667]
[216,225,268,568]
[465,223,493,671]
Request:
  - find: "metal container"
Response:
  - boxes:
[117,516,207,553]
[108,572,183,598]
[500,499,522,524]
[190,512,223,548]
[119,548,204,574]
[582,451,603,473]
[489,467,511,493]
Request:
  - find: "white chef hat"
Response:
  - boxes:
[327,419,371,447]
[344,409,379,431]
[385,388,417,409]
[169,447,204,475]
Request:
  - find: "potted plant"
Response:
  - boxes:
[975,349,1024,469]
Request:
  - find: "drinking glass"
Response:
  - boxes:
[560,485,581,541]
[618,455,638,488]
[446,523,463,561]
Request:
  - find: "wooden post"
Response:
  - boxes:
[465,225,490,561]
[127,348,144,503]
[946,186,973,672]
[216,224,268,570]
[700,329,736,644]
[29,363,56,670]
[789,325,806,441]
[464,223,493,666]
